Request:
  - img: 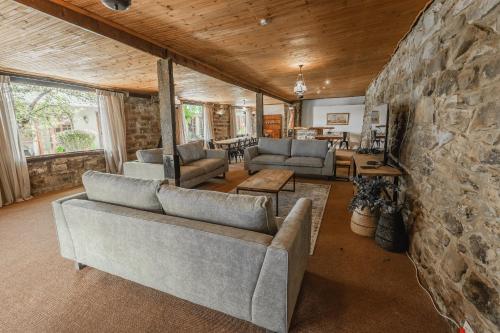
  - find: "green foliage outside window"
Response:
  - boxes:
[56,130,96,153]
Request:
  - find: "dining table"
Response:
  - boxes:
[214,136,252,147]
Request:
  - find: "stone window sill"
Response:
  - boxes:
[26,149,104,162]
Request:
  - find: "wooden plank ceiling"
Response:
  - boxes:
[1,0,429,101]
[0,0,279,105]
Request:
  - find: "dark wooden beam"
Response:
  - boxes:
[157,58,180,186]
[255,92,264,138]
[14,0,292,104]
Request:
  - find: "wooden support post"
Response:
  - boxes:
[157,58,180,186]
[256,92,264,138]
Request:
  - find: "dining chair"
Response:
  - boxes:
[339,132,350,149]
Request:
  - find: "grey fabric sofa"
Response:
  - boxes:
[52,171,312,333]
[123,141,228,188]
[244,138,336,177]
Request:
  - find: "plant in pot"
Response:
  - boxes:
[348,177,394,237]
[374,201,408,252]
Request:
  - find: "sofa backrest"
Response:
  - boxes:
[136,148,163,164]
[291,139,329,159]
[177,140,206,164]
[82,171,165,213]
[157,185,278,235]
[258,138,291,156]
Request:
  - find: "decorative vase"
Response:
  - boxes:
[375,211,408,252]
[350,207,379,237]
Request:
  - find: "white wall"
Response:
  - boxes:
[301,96,365,135]
[311,104,365,134]
[264,104,285,115]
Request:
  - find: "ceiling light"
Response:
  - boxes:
[259,18,270,26]
[316,90,321,94]
[101,0,131,11]
[325,79,331,84]
[293,65,307,99]
[242,99,248,113]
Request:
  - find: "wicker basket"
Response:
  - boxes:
[351,207,379,237]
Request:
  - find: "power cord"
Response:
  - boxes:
[406,251,461,329]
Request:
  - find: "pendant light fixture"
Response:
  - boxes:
[293,65,307,99]
[101,0,131,11]
[241,99,248,114]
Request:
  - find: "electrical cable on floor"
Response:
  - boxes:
[406,251,460,329]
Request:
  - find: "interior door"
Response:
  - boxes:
[263,115,282,138]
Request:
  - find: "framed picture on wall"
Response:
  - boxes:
[326,113,349,125]
[371,111,380,124]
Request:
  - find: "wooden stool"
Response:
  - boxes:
[334,156,351,181]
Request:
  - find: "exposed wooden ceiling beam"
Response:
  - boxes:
[13,0,292,104]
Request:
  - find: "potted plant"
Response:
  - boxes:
[374,201,408,252]
[348,177,394,237]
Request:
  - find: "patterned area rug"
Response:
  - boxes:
[231,182,331,255]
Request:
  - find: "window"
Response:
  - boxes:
[235,108,247,136]
[183,103,204,141]
[11,81,101,156]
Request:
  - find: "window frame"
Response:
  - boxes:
[9,76,103,158]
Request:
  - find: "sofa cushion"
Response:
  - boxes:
[291,139,328,159]
[179,165,206,181]
[188,158,225,173]
[258,138,291,156]
[82,171,164,213]
[157,186,278,235]
[285,156,324,168]
[251,154,287,165]
[136,148,163,164]
[177,140,205,164]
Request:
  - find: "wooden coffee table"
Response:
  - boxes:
[236,169,295,216]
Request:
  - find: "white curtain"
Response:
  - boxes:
[245,108,254,137]
[175,104,187,145]
[203,104,214,143]
[229,106,237,138]
[288,106,295,130]
[0,76,31,207]
[96,89,127,174]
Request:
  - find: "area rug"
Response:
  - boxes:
[230,182,331,255]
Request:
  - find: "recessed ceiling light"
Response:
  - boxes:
[316,90,321,94]
[325,79,331,84]
[259,18,271,26]
[322,86,326,89]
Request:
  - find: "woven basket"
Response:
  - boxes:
[351,207,379,237]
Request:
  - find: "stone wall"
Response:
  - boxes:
[27,150,106,195]
[211,104,232,139]
[125,95,161,160]
[361,1,499,332]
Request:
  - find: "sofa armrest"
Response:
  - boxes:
[244,146,259,169]
[251,198,312,333]
[322,146,336,175]
[205,149,229,172]
[52,192,88,260]
[123,161,166,180]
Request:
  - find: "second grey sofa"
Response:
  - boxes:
[123,140,228,188]
[244,138,336,177]
[52,171,312,333]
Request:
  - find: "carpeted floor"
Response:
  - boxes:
[0,163,450,333]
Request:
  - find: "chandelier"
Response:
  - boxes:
[293,65,307,98]
[101,0,131,11]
